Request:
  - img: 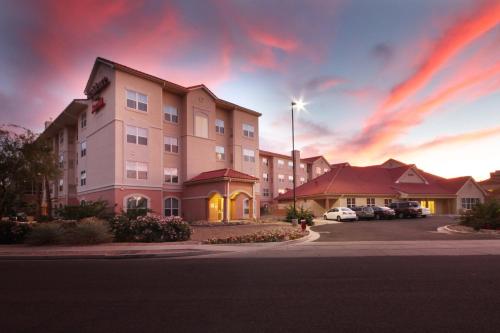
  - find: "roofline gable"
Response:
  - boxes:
[394,165,429,184]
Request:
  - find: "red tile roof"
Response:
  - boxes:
[186,168,258,184]
[277,162,474,200]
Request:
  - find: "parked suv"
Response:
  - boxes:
[351,206,375,220]
[372,206,396,220]
[389,201,422,219]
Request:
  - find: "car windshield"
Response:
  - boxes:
[409,202,419,207]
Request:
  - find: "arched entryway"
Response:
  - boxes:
[208,192,225,222]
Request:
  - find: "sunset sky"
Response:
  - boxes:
[0,0,499,180]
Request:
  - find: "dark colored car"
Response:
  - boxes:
[389,201,422,218]
[351,206,375,220]
[372,206,396,220]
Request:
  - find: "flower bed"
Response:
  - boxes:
[204,228,307,244]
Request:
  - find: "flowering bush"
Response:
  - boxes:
[460,200,500,231]
[205,228,306,244]
[108,214,192,242]
[0,221,33,244]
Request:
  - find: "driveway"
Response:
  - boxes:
[311,215,500,242]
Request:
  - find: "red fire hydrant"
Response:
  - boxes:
[300,219,307,231]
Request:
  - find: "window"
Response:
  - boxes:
[461,198,480,210]
[59,131,64,144]
[367,198,375,207]
[195,113,208,138]
[164,136,178,153]
[278,188,285,194]
[288,175,293,182]
[300,177,305,184]
[262,158,268,166]
[347,197,356,208]
[324,168,329,173]
[215,119,225,134]
[126,126,148,145]
[59,154,64,168]
[278,174,285,183]
[80,141,87,157]
[300,163,305,169]
[263,188,270,197]
[216,146,225,161]
[81,112,87,128]
[262,173,268,182]
[316,167,321,175]
[288,161,293,168]
[59,179,63,192]
[80,171,86,186]
[278,159,284,167]
[243,124,254,138]
[164,167,179,184]
[243,198,250,216]
[243,149,255,162]
[164,106,178,123]
[384,199,392,207]
[164,197,179,216]
[126,90,148,112]
[126,161,148,180]
[126,196,148,212]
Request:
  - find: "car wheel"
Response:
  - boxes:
[398,212,404,219]
[337,216,341,222]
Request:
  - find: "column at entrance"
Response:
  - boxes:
[223,195,229,222]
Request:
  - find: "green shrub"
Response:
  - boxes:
[64,218,113,245]
[459,200,500,231]
[25,223,65,245]
[285,206,314,226]
[56,200,112,220]
[0,221,33,244]
[108,214,192,242]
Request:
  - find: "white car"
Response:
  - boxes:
[323,207,358,222]
[421,207,431,218]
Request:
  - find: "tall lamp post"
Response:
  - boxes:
[291,101,297,215]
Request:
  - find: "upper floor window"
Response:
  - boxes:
[367,198,375,207]
[288,175,293,182]
[262,157,268,166]
[164,106,178,123]
[59,154,64,168]
[80,170,87,186]
[278,159,284,167]
[126,90,148,112]
[324,168,329,173]
[59,179,63,192]
[127,126,148,145]
[81,112,87,128]
[263,173,268,182]
[243,149,255,162]
[300,163,305,169]
[288,161,293,168]
[126,161,148,180]
[216,146,225,161]
[164,136,178,153]
[316,166,322,175]
[278,174,285,183]
[164,167,179,184]
[59,131,64,144]
[300,176,305,184]
[80,141,87,157]
[195,113,208,138]
[215,119,225,134]
[347,197,356,208]
[243,124,254,138]
[263,188,270,197]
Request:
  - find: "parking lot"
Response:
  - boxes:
[312,216,500,242]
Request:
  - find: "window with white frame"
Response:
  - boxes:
[80,170,86,186]
[126,90,148,112]
[262,173,268,182]
[164,106,178,123]
[347,197,356,208]
[164,167,179,184]
[278,159,284,167]
[288,175,293,182]
[316,166,322,175]
[195,113,209,138]
[126,126,148,145]
[126,196,148,212]
[215,119,224,134]
[164,197,179,216]
[81,112,87,128]
[215,146,225,161]
[164,136,178,153]
[59,153,64,168]
[243,149,255,162]
[263,188,270,197]
[262,157,268,165]
[367,198,375,207]
[288,161,293,168]
[126,161,148,180]
[278,174,285,183]
[59,179,63,192]
[461,197,480,210]
[300,163,305,169]
[300,176,305,184]
[80,141,87,157]
[278,188,285,194]
[384,198,392,207]
[243,124,254,138]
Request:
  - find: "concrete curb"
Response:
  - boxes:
[438,224,500,236]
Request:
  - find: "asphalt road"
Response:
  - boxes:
[312,216,500,241]
[2,256,500,332]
